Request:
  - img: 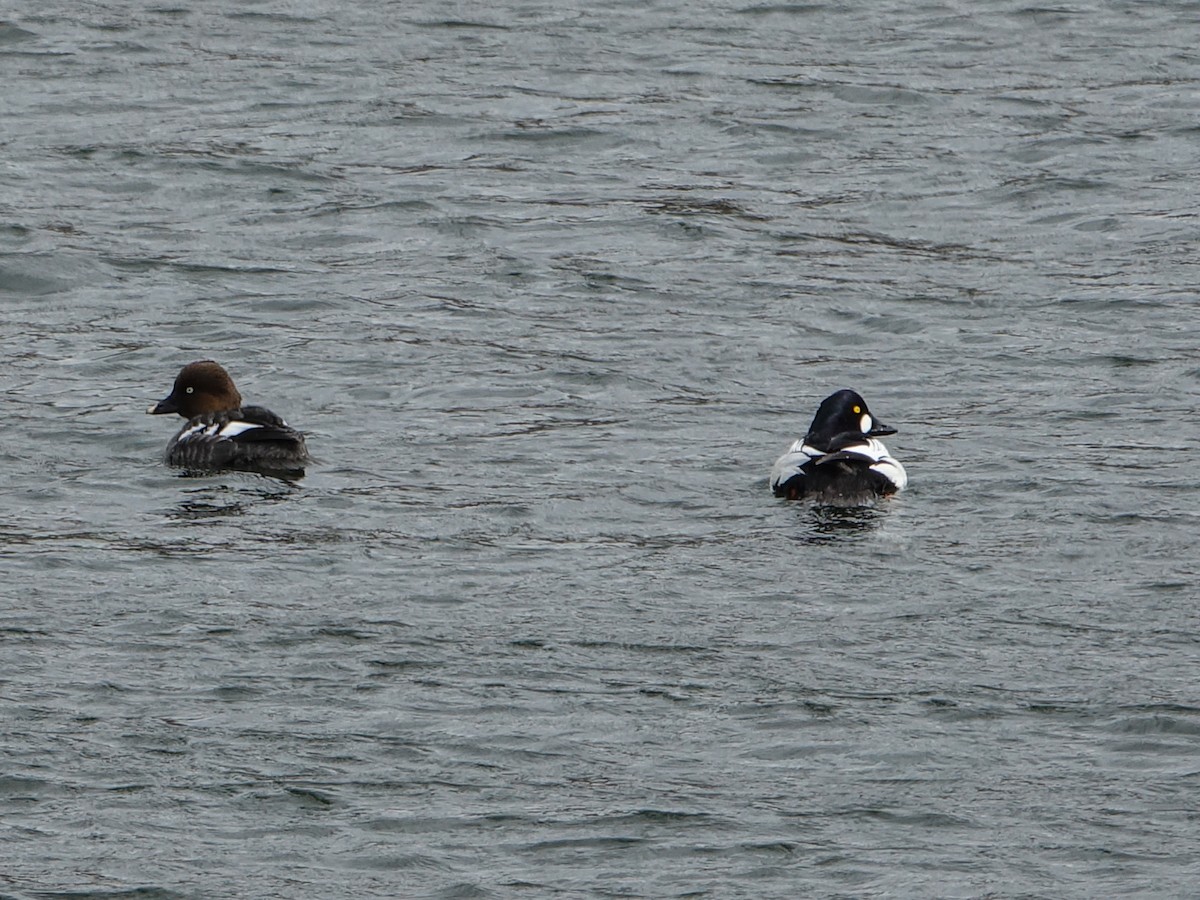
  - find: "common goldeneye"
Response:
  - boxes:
[148,360,309,474]
[770,389,907,503]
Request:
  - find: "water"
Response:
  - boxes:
[2,0,1199,896]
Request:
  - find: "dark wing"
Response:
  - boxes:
[813,447,880,467]
[226,406,304,444]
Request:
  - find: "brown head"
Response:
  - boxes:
[147,360,244,419]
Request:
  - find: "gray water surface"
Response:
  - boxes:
[2,1,1199,897]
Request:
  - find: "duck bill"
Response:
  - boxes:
[147,394,178,415]
[868,419,896,437]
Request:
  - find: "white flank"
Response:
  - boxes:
[769,440,819,492]
[871,459,907,491]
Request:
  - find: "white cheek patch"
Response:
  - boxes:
[860,413,872,433]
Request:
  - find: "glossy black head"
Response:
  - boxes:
[805,389,897,447]
[148,360,244,419]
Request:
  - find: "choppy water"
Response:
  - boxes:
[2,0,1199,897]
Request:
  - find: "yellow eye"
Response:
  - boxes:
[186,386,194,394]
[852,405,861,413]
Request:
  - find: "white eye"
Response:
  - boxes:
[860,413,872,433]
[186,386,194,394]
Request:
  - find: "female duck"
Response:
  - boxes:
[148,360,309,474]
[770,389,906,503]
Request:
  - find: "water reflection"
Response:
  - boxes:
[793,503,887,544]
[165,481,301,523]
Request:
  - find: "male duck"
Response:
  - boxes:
[770,389,906,503]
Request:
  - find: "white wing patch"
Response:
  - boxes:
[217,421,262,438]
[177,419,263,443]
[176,422,213,443]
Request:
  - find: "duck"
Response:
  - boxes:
[770,389,906,503]
[148,360,309,474]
